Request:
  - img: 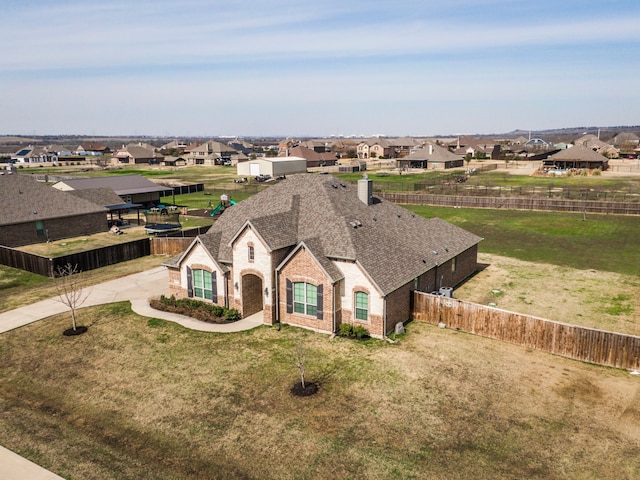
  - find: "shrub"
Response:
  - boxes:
[353,325,369,339]
[152,295,240,323]
[339,323,353,337]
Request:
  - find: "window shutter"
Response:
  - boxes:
[211,271,217,303]
[286,279,293,314]
[316,284,323,319]
[186,267,193,297]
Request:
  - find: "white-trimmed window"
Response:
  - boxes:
[248,245,255,262]
[293,282,318,317]
[193,269,213,300]
[354,291,368,321]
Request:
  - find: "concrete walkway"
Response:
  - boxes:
[0,266,263,479]
[0,267,263,334]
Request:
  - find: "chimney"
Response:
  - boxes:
[428,144,433,155]
[357,174,373,205]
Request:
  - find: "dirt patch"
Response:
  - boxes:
[455,253,640,335]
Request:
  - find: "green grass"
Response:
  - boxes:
[0,306,638,479]
[405,205,640,276]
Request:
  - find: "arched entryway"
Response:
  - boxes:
[241,273,263,317]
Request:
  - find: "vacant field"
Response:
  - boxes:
[456,253,640,335]
[0,304,638,479]
[406,205,640,277]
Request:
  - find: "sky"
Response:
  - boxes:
[2,0,640,138]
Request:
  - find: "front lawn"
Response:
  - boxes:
[0,304,638,479]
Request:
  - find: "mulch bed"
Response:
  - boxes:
[63,326,88,336]
[290,382,319,397]
[149,299,235,324]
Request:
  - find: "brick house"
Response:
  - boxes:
[164,174,481,338]
[0,175,108,247]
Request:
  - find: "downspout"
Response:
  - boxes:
[332,282,337,334]
[275,268,281,331]
[224,272,229,309]
[383,296,387,339]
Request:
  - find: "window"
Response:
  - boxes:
[248,245,255,262]
[192,269,213,300]
[35,220,44,237]
[355,291,368,321]
[293,282,318,316]
[451,256,457,273]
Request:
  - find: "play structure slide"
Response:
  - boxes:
[210,200,236,216]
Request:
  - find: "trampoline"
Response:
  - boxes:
[145,223,182,234]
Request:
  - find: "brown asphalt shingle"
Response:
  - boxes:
[194,174,481,295]
[0,174,107,226]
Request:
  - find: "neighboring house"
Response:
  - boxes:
[356,138,416,160]
[287,145,338,168]
[51,174,174,207]
[609,132,640,147]
[237,157,307,177]
[573,134,609,151]
[543,144,609,171]
[76,142,111,155]
[113,143,163,164]
[11,145,57,164]
[159,140,188,152]
[300,139,333,153]
[396,144,464,169]
[164,174,482,338]
[66,188,144,225]
[0,174,108,247]
[186,140,243,166]
[449,136,496,158]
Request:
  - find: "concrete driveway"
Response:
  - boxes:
[0,266,263,479]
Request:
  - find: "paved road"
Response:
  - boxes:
[0,266,263,479]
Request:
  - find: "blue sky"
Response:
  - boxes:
[2,0,639,137]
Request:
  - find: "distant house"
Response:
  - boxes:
[396,144,464,169]
[164,174,481,338]
[76,142,111,155]
[287,145,338,168]
[543,144,609,171]
[449,136,496,158]
[11,146,57,164]
[609,132,639,147]
[0,175,108,247]
[573,134,609,151]
[236,157,307,177]
[113,143,163,164]
[52,174,174,207]
[186,140,244,166]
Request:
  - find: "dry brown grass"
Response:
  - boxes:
[0,256,165,313]
[1,303,639,479]
[456,253,640,336]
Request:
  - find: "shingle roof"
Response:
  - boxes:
[550,144,608,162]
[0,174,107,226]
[52,175,173,196]
[197,174,482,295]
[66,188,130,208]
[404,144,463,162]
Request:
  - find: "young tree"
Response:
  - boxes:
[55,263,90,333]
[294,339,306,389]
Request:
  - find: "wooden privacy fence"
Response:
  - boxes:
[381,193,640,215]
[149,237,193,256]
[0,245,53,277]
[413,291,640,370]
[1,232,203,277]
